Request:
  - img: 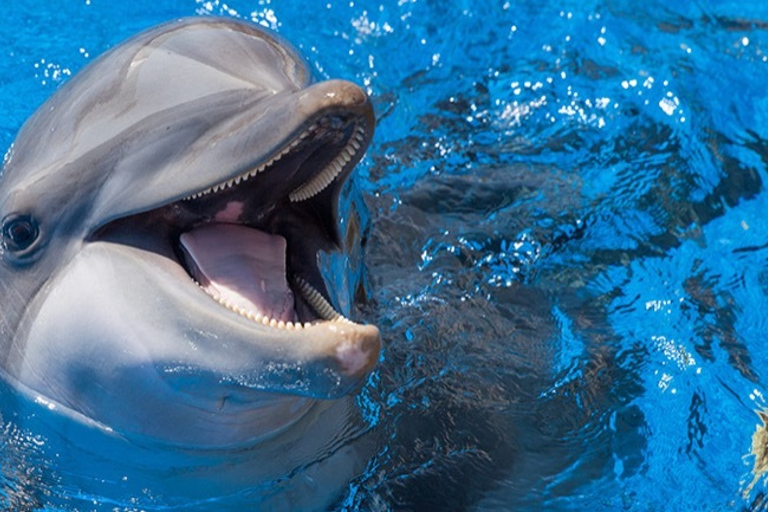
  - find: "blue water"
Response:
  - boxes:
[2,0,768,510]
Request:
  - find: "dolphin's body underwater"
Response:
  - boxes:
[0,17,380,509]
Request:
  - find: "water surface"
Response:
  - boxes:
[2,0,768,510]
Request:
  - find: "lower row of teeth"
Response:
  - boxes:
[295,277,353,324]
[195,278,352,330]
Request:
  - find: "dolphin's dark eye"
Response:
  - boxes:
[2,215,39,253]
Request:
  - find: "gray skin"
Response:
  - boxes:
[0,14,381,461]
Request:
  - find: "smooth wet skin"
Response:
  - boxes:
[0,15,380,456]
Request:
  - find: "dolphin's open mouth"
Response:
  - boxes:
[177,115,369,329]
[94,112,372,331]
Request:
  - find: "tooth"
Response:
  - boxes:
[290,154,347,202]
[295,277,351,323]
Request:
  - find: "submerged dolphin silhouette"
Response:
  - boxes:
[0,14,380,462]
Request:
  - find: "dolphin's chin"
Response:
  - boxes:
[95,113,371,332]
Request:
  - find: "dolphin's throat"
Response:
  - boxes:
[180,224,297,324]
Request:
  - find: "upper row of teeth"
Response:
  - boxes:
[289,125,367,202]
[183,125,318,201]
[195,277,353,330]
[184,123,367,203]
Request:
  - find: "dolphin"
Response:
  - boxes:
[0,13,381,470]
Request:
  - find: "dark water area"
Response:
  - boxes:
[1,0,768,510]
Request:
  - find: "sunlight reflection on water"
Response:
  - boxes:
[1,0,768,510]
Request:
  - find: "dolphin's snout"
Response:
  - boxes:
[311,321,381,379]
[297,80,373,121]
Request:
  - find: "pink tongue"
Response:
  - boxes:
[179,224,296,323]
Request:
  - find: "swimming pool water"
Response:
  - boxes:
[2,0,768,510]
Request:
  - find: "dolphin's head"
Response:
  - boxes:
[0,18,380,447]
